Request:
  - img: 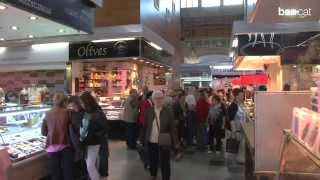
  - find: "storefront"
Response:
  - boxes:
[69,37,173,139]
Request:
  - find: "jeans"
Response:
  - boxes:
[86,145,101,180]
[126,122,138,149]
[148,143,171,180]
[47,147,74,180]
[186,111,197,146]
[197,123,206,149]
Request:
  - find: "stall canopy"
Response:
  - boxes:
[232,74,269,85]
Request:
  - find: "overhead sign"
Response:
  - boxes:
[69,40,140,60]
[89,0,104,8]
[3,0,95,33]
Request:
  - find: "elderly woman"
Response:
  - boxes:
[142,91,179,180]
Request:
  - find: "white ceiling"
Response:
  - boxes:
[0,2,85,41]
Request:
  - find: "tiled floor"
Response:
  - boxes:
[107,141,245,180]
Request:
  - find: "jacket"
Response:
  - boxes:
[142,107,179,146]
[42,107,71,147]
[123,95,139,123]
[196,98,209,124]
[139,99,152,126]
[80,110,108,146]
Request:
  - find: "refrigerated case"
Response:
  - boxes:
[0,105,50,180]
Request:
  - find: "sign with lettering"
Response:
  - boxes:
[278,7,312,18]
[3,0,95,33]
[247,0,320,24]
[69,40,140,60]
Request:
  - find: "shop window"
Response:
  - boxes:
[181,0,199,8]
[223,0,243,6]
[201,0,220,7]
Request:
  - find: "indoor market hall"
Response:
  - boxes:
[0,1,320,180]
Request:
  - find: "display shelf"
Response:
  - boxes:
[278,130,320,180]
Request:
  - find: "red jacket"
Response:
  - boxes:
[196,98,209,124]
[139,99,152,126]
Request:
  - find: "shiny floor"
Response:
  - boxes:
[107,141,245,180]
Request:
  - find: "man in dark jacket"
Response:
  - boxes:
[142,90,179,180]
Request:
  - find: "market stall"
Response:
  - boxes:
[69,37,172,139]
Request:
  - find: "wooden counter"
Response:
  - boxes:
[8,152,48,180]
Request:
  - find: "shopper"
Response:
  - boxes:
[42,93,74,180]
[68,96,87,179]
[226,88,247,165]
[185,88,197,146]
[139,91,153,127]
[196,90,210,151]
[123,89,140,149]
[80,92,109,180]
[142,90,179,180]
[207,95,225,153]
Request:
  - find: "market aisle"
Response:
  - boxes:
[107,141,245,180]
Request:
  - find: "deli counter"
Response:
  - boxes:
[0,105,50,180]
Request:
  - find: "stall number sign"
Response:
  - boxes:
[278,7,312,18]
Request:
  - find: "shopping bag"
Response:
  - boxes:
[226,137,240,154]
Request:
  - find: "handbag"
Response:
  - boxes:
[226,134,240,154]
[155,112,172,146]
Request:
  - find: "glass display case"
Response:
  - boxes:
[0,105,50,162]
[99,97,124,121]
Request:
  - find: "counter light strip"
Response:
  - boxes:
[0,108,51,118]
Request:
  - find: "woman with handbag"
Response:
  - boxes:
[226,88,247,165]
[142,90,179,180]
[79,92,109,180]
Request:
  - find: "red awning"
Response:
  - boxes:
[232,75,269,85]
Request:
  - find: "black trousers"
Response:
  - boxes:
[126,122,138,149]
[148,143,171,180]
[47,147,74,180]
[208,125,223,151]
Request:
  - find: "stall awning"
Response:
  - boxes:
[232,75,269,85]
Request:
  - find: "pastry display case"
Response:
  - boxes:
[0,105,50,161]
[0,105,50,180]
[99,97,124,121]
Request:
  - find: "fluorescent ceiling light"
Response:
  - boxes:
[30,16,38,20]
[229,51,234,58]
[232,38,238,47]
[0,47,6,53]
[0,5,7,10]
[0,38,4,41]
[212,65,233,70]
[28,35,34,38]
[11,26,19,31]
[92,37,136,43]
[147,41,163,51]
[59,29,65,33]
[32,42,69,50]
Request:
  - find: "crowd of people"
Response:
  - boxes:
[41,92,109,180]
[122,86,249,180]
[40,85,249,180]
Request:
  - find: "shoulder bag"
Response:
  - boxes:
[155,112,172,147]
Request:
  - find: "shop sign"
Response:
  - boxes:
[278,7,312,18]
[89,0,104,8]
[69,40,140,60]
[3,0,95,33]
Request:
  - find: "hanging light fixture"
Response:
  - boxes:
[184,47,200,64]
